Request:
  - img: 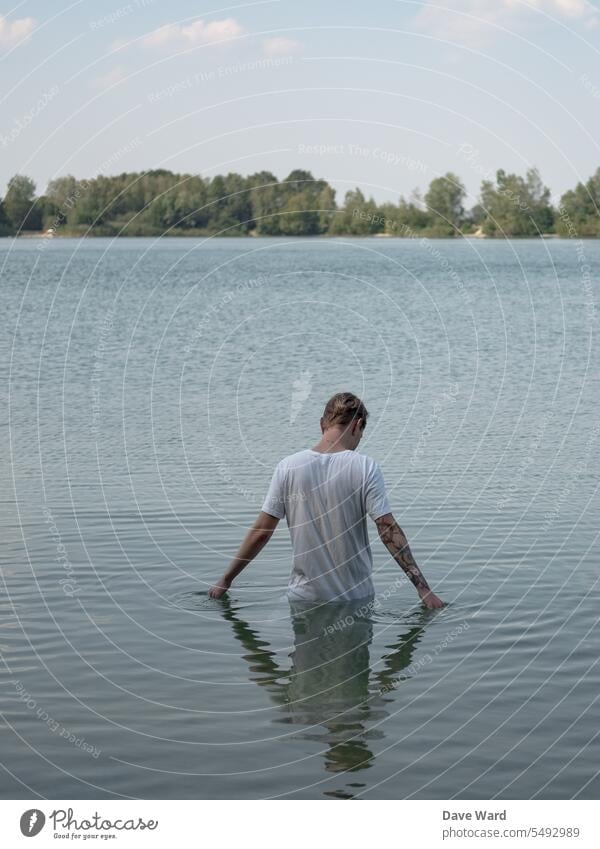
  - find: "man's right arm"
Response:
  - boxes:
[375,513,445,609]
[208,511,279,599]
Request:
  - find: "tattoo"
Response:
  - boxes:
[375,515,430,593]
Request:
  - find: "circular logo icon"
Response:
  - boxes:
[20,810,46,837]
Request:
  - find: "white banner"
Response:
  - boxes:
[0,800,597,848]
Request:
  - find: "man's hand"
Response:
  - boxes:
[208,511,280,600]
[208,576,231,599]
[418,588,446,609]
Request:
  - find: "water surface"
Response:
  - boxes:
[2,236,599,799]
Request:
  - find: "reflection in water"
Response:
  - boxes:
[220,596,433,798]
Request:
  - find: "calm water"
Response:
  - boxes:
[1,236,599,800]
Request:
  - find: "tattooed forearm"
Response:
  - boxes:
[375,514,431,593]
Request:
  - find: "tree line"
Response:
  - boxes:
[1,166,599,238]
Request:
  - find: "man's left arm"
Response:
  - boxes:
[375,513,445,609]
[208,511,280,599]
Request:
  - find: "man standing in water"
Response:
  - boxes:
[209,392,445,609]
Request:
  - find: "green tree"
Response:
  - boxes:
[248,171,283,234]
[220,172,252,233]
[148,191,180,230]
[68,176,103,227]
[283,169,323,195]
[0,199,10,235]
[199,173,249,234]
[317,183,336,233]
[4,174,41,232]
[278,170,330,235]
[556,167,600,237]
[479,168,553,237]
[465,202,486,230]
[46,175,79,209]
[391,190,431,234]
[524,167,554,233]
[0,164,574,239]
[329,188,383,235]
[144,174,209,232]
[43,175,80,228]
[279,191,321,235]
[424,172,466,235]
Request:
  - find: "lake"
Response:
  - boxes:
[1,236,599,799]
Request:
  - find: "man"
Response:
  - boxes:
[209,392,445,609]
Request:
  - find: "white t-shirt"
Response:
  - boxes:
[261,449,391,601]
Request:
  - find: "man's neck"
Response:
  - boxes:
[311,428,355,453]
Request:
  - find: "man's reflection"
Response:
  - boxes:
[219,595,433,798]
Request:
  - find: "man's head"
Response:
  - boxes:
[320,392,369,450]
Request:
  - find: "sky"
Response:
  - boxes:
[2,0,600,206]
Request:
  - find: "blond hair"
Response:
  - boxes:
[322,392,369,428]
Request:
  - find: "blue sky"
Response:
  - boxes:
[2,0,600,205]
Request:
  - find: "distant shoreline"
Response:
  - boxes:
[7,232,592,241]
[4,165,600,239]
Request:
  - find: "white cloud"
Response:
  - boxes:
[263,37,302,56]
[182,18,242,43]
[143,23,177,47]
[110,37,133,53]
[0,14,36,48]
[551,0,588,16]
[142,17,242,48]
[93,66,126,90]
[415,0,596,46]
